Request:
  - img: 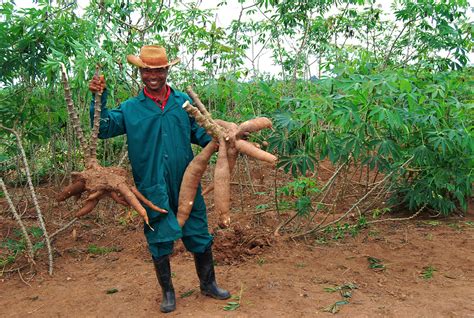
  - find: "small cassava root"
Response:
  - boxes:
[57,64,166,229]
[177,87,277,228]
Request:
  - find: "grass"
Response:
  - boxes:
[367,256,385,271]
[257,257,266,266]
[87,244,121,255]
[180,289,195,298]
[421,266,436,280]
[223,284,244,311]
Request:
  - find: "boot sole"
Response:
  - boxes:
[201,290,231,300]
[160,305,176,313]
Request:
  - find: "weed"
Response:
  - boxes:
[324,283,358,294]
[223,301,240,311]
[421,266,436,280]
[448,223,462,231]
[106,288,118,294]
[118,210,138,226]
[322,283,357,313]
[322,300,349,314]
[368,230,379,238]
[324,219,366,241]
[296,262,306,268]
[277,200,291,211]
[0,227,45,266]
[314,237,327,245]
[223,295,241,311]
[256,204,269,210]
[372,207,391,219]
[257,257,266,266]
[180,289,195,298]
[367,257,385,271]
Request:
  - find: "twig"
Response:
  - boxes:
[229,181,265,188]
[0,125,54,275]
[365,204,427,225]
[49,218,79,240]
[382,19,415,68]
[243,157,256,194]
[0,178,34,260]
[274,159,349,236]
[17,268,31,287]
[274,165,280,220]
[293,170,393,239]
[292,156,414,239]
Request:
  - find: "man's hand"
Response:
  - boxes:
[88,75,106,93]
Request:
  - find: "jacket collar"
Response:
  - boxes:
[138,86,177,101]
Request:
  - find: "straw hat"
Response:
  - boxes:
[126,45,180,68]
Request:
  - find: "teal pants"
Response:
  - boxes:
[149,233,213,259]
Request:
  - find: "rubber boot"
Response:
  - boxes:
[194,246,231,300]
[152,255,176,313]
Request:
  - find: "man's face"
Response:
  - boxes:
[140,67,169,92]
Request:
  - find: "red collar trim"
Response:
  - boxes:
[143,85,171,110]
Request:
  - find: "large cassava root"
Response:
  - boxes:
[56,162,166,226]
[177,140,217,227]
[57,64,166,228]
[177,87,277,228]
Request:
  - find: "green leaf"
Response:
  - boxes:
[106,288,119,294]
[180,289,195,298]
[400,78,412,93]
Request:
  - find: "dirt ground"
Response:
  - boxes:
[1,163,474,317]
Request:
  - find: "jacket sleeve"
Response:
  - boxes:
[183,95,212,147]
[89,89,126,138]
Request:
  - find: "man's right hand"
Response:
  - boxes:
[88,75,106,93]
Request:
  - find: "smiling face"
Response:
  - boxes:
[139,67,169,93]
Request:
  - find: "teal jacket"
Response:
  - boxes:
[90,88,212,243]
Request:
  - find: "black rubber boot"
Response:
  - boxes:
[152,255,176,313]
[194,246,231,300]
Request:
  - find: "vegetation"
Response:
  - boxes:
[1,0,472,271]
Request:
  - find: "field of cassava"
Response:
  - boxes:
[1,0,473,317]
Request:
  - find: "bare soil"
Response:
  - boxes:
[1,162,473,317]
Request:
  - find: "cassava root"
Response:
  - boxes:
[57,64,166,229]
[177,87,277,228]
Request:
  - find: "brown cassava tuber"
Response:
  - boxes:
[57,64,166,229]
[177,87,277,228]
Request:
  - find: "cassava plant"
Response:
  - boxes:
[176,87,277,228]
[56,63,167,228]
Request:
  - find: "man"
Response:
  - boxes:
[88,45,230,313]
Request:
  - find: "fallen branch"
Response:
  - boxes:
[274,159,349,236]
[49,217,78,240]
[365,204,427,225]
[291,156,414,239]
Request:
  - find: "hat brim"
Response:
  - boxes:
[126,55,180,68]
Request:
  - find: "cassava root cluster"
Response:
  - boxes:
[177,87,277,228]
[57,64,166,228]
